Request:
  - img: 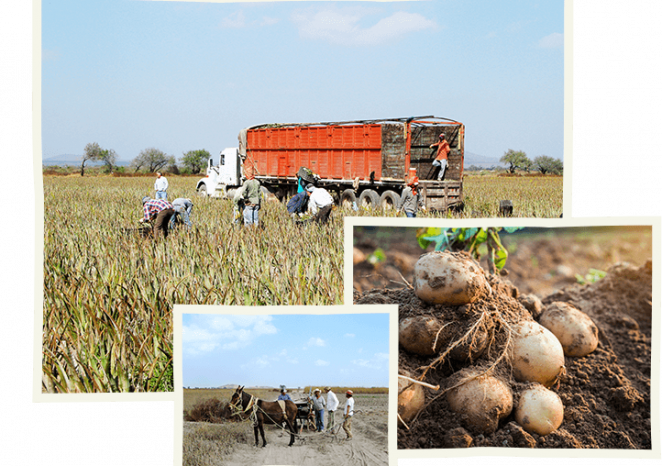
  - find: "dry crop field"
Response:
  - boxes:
[42,176,343,393]
[183,390,388,466]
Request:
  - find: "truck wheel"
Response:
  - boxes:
[196,184,208,197]
[379,190,400,210]
[340,189,357,208]
[358,189,380,209]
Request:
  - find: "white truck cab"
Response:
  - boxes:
[196,147,241,197]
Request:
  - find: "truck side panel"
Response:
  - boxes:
[245,125,384,181]
[380,123,407,180]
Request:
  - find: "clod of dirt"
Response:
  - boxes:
[519,294,543,320]
[443,427,474,448]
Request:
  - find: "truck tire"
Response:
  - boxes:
[340,189,357,208]
[379,190,400,210]
[358,189,380,209]
[197,184,208,197]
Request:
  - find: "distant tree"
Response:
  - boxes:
[181,149,211,174]
[99,148,118,173]
[500,149,531,174]
[132,148,175,173]
[533,155,563,175]
[81,142,103,176]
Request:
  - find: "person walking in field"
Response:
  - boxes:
[306,185,334,224]
[325,387,339,433]
[169,198,193,230]
[430,133,450,181]
[400,176,422,218]
[154,172,169,200]
[312,388,326,432]
[233,173,262,227]
[342,390,355,440]
[140,196,175,239]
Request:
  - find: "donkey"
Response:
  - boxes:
[229,386,298,447]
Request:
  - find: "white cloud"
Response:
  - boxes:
[183,315,277,356]
[351,352,389,370]
[291,7,436,46]
[539,32,563,49]
[260,16,280,27]
[344,333,355,338]
[315,359,330,366]
[307,337,326,347]
[220,11,246,29]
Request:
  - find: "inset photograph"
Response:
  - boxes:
[352,223,656,453]
[177,307,395,466]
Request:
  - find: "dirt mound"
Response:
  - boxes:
[356,259,652,449]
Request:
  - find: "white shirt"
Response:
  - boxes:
[154,176,168,192]
[343,397,354,417]
[327,390,339,411]
[307,187,334,214]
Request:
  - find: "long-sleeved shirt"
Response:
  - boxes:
[400,187,421,214]
[307,187,334,215]
[172,198,193,211]
[327,391,339,411]
[233,179,261,206]
[143,199,173,220]
[277,393,293,402]
[154,176,168,192]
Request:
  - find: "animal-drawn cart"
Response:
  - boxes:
[294,398,316,433]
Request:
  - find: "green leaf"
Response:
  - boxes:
[493,247,508,270]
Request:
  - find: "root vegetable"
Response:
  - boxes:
[413,252,489,305]
[539,302,599,357]
[399,316,449,356]
[515,384,564,435]
[398,373,426,426]
[510,321,565,387]
[446,370,513,435]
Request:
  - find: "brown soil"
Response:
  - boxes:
[353,226,653,449]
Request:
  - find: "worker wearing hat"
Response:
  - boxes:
[342,390,355,440]
[325,387,339,432]
[430,133,450,181]
[400,176,422,218]
[312,388,326,432]
[139,196,174,239]
[278,388,292,402]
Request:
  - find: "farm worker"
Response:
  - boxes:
[430,133,450,181]
[233,174,262,227]
[325,387,339,432]
[154,172,169,199]
[306,185,334,224]
[278,389,293,402]
[169,198,193,230]
[312,388,326,432]
[140,196,175,239]
[287,191,309,219]
[342,390,355,440]
[400,176,422,218]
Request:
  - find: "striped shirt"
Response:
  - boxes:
[143,199,174,220]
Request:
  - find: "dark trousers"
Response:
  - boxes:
[153,208,175,239]
[313,204,333,224]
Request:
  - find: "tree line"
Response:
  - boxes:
[80,143,211,176]
[500,149,563,175]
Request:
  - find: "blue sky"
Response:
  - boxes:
[42,0,563,163]
[182,312,390,388]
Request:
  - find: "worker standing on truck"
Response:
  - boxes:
[400,177,422,218]
[154,172,169,199]
[430,134,450,181]
[139,196,175,239]
[306,185,334,224]
[233,174,262,227]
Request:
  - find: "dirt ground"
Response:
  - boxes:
[185,393,388,465]
[353,226,653,450]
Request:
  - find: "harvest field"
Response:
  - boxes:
[183,389,388,466]
[354,226,653,449]
[42,176,343,393]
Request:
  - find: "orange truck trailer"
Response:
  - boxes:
[197,116,465,211]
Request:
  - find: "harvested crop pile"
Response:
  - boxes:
[356,256,652,449]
